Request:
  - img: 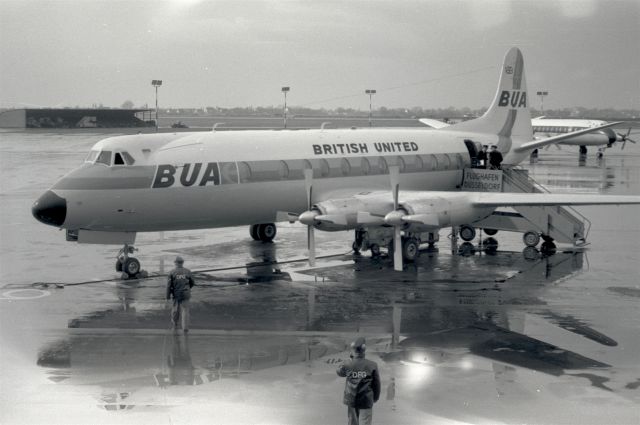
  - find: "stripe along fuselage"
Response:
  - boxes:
[50,127,499,233]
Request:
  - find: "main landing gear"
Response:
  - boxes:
[353,228,424,263]
[250,223,277,242]
[116,244,147,279]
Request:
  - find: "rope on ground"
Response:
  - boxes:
[30,250,354,289]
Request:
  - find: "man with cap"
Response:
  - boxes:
[489,145,504,170]
[336,337,381,425]
[166,256,195,333]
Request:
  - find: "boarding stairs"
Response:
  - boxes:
[470,167,590,246]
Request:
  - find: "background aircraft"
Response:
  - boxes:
[421,117,638,157]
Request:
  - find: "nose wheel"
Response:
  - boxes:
[116,244,147,279]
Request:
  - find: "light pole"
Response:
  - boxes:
[152,79,162,131]
[536,90,548,115]
[281,86,290,128]
[365,89,376,127]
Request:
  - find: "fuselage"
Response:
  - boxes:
[40,127,516,233]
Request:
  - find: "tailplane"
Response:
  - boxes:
[443,47,532,161]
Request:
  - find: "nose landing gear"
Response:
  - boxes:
[116,244,147,279]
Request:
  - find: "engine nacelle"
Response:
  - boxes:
[400,195,493,231]
[311,198,364,231]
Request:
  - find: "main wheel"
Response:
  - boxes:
[123,257,141,277]
[115,259,123,272]
[459,225,476,241]
[249,224,260,240]
[402,238,420,262]
[257,223,277,242]
[352,241,361,254]
[370,244,381,257]
[523,231,540,247]
[483,228,498,236]
[459,242,475,257]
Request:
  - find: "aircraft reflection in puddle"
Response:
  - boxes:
[36,244,623,411]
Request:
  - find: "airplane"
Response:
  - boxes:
[31,47,640,277]
[420,117,637,157]
[531,117,637,157]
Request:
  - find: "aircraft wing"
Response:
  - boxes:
[514,122,622,152]
[471,192,640,207]
[418,118,450,129]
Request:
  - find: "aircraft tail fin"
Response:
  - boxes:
[443,47,532,161]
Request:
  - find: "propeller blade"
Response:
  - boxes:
[308,225,316,267]
[393,226,403,271]
[356,211,385,225]
[389,165,400,210]
[304,168,313,209]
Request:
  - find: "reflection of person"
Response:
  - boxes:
[166,256,195,333]
[386,377,396,411]
[477,145,488,168]
[489,145,503,170]
[337,337,381,425]
[168,334,195,385]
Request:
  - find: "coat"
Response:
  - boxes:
[166,266,195,302]
[337,355,381,409]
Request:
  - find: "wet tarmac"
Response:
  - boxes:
[1,129,640,424]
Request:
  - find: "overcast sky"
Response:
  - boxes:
[1,0,638,110]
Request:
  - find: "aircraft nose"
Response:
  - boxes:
[32,190,67,227]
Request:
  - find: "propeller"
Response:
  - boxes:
[617,128,637,150]
[302,168,316,266]
[276,168,318,266]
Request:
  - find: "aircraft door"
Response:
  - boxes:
[464,139,480,168]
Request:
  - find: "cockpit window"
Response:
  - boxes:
[95,150,112,165]
[121,151,135,165]
[85,150,99,163]
[114,152,125,165]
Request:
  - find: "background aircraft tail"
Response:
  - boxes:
[443,47,532,161]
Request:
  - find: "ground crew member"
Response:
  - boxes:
[166,256,195,333]
[337,337,381,425]
[477,145,488,168]
[489,145,504,169]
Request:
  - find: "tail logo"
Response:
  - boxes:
[504,66,514,74]
[498,90,527,108]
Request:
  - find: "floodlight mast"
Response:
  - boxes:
[365,89,376,127]
[152,80,163,131]
[282,86,290,128]
[536,90,548,115]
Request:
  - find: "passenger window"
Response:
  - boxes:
[219,162,238,184]
[319,159,330,177]
[415,155,424,171]
[279,161,289,179]
[96,150,112,166]
[431,154,439,170]
[444,154,452,170]
[379,157,388,174]
[238,161,252,183]
[361,158,371,175]
[114,152,125,165]
[340,158,351,176]
[121,151,135,165]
